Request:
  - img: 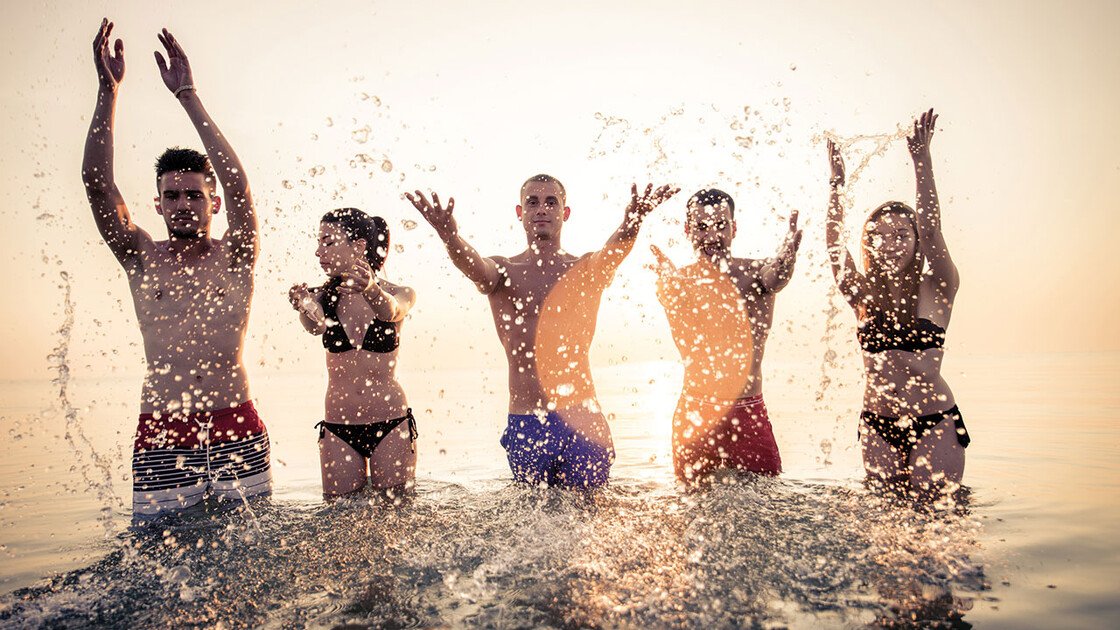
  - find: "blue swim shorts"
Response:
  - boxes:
[500,411,615,488]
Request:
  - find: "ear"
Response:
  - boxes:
[516,205,523,220]
[154,197,163,215]
[211,195,222,214]
[563,206,571,221]
[731,219,737,238]
[684,220,690,236]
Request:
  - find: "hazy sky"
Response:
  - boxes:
[1,0,1117,383]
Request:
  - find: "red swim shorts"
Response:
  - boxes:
[673,394,782,482]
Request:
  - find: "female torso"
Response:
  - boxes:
[319,278,410,424]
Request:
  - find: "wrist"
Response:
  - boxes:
[175,85,197,101]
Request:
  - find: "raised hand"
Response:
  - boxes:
[774,210,803,265]
[827,139,846,188]
[93,18,125,91]
[154,28,195,96]
[338,258,375,294]
[289,282,325,317]
[624,183,680,228]
[404,190,458,241]
[906,108,938,157]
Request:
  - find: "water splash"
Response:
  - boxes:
[46,269,125,535]
[0,479,985,627]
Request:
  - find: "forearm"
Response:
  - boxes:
[601,216,642,262]
[299,312,326,335]
[178,91,248,194]
[761,259,793,292]
[82,89,118,194]
[913,154,942,234]
[825,188,847,275]
[443,234,500,291]
[360,284,403,322]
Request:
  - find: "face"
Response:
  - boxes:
[315,222,364,276]
[864,210,918,271]
[686,200,736,259]
[155,171,219,239]
[516,181,569,241]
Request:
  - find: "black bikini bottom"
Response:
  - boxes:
[316,409,418,459]
[860,405,970,461]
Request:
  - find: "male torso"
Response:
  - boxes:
[488,249,613,418]
[128,237,252,413]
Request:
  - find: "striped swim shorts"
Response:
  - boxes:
[131,401,272,516]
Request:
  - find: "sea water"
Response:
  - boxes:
[1,353,1117,628]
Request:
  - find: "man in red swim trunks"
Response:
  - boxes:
[82,21,271,514]
[652,189,801,484]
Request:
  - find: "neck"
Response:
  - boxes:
[526,237,563,257]
[164,233,212,255]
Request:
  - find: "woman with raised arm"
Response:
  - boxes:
[825,109,969,496]
[289,209,418,496]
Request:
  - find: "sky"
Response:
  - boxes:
[1,0,1118,383]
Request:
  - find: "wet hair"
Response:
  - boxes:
[155,147,217,193]
[520,174,566,203]
[859,201,922,324]
[686,188,736,221]
[321,208,390,272]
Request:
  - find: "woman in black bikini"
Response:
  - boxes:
[825,109,969,495]
[289,208,417,496]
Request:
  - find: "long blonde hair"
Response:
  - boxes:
[859,202,923,325]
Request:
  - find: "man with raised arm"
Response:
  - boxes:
[82,20,270,515]
[651,189,801,484]
[407,177,677,487]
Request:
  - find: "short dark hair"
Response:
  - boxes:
[321,208,390,272]
[520,173,566,203]
[686,188,736,220]
[155,147,217,192]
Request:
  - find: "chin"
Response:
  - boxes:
[168,227,203,239]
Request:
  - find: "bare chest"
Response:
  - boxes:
[128,251,250,328]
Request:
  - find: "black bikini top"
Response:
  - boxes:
[857,316,945,354]
[318,277,400,354]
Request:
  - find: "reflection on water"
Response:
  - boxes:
[0,477,984,628]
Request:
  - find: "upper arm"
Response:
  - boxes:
[388,285,417,321]
[830,249,868,309]
[919,229,959,300]
[224,192,259,268]
[476,256,506,295]
[85,187,149,270]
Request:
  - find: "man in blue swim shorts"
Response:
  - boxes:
[407,177,677,487]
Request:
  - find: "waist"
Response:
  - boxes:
[140,365,250,414]
[682,392,764,407]
[135,400,265,449]
[860,404,961,423]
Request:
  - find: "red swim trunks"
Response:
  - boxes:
[132,401,272,515]
[673,394,782,482]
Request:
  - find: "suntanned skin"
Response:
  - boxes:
[826,109,964,491]
[407,181,677,423]
[81,21,258,415]
[289,221,418,494]
[652,201,802,400]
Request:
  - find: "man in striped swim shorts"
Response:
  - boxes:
[82,21,272,515]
